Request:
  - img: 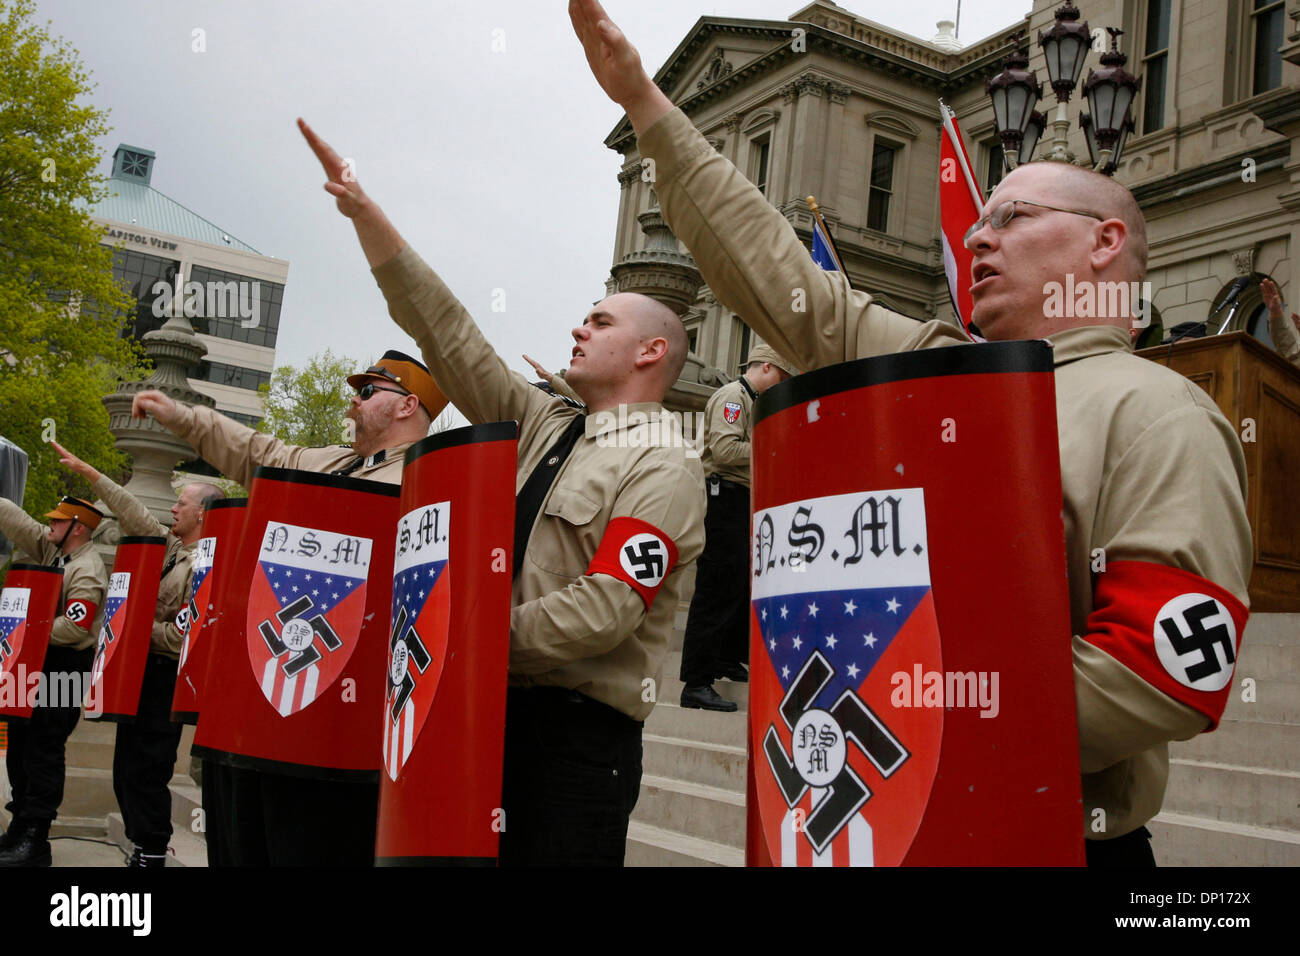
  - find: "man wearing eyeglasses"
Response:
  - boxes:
[571,0,1252,867]
[0,493,108,866]
[129,353,445,866]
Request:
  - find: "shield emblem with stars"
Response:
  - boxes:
[245,520,371,718]
[750,488,942,866]
[0,566,63,719]
[749,344,1084,865]
[85,536,167,721]
[384,500,451,780]
[88,571,131,699]
[176,535,216,672]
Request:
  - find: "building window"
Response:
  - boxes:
[109,247,181,340]
[195,361,271,392]
[686,326,699,354]
[1141,0,1171,134]
[867,141,897,232]
[983,140,1006,198]
[749,138,771,197]
[186,265,284,349]
[736,320,752,372]
[1253,0,1284,94]
[1246,303,1275,348]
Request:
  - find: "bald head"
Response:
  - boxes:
[1040,163,1147,279]
[565,291,690,410]
[628,293,690,393]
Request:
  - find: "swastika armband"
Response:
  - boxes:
[1084,561,1248,728]
[586,517,680,610]
[64,599,98,632]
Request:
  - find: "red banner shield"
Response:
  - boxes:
[172,498,246,723]
[747,342,1084,866]
[376,422,516,864]
[192,468,398,777]
[85,536,166,721]
[0,565,64,719]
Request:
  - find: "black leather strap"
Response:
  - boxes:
[512,414,587,580]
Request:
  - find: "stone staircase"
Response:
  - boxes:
[628,611,1300,867]
[1151,611,1300,865]
[0,718,207,867]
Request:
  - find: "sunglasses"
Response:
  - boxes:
[355,383,408,401]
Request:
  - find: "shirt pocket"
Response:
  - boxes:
[530,487,603,578]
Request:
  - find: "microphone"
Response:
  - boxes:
[1211,276,1252,315]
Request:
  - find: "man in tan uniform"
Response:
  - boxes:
[1259,278,1300,367]
[299,116,705,865]
[680,344,794,712]
[572,0,1253,866]
[130,352,445,866]
[52,441,223,867]
[0,493,107,866]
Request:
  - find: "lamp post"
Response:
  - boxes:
[985,2,1142,176]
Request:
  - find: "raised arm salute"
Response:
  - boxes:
[299,116,704,866]
[571,0,1254,866]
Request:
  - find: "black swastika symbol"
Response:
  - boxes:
[1,635,13,660]
[764,650,909,854]
[259,595,342,677]
[1159,599,1235,683]
[388,605,432,720]
[65,602,87,623]
[623,538,665,581]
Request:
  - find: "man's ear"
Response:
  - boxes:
[1090,218,1128,272]
[635,336,669,369]
[394,393,421,421]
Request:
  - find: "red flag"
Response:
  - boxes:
[939,101,983,341]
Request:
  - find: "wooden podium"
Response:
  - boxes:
[1137,331,1300,611]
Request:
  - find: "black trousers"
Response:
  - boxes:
[206,763,378,867]
[112,653,185,855]
[498,687,643,867]
[680,480,750,686]
[1086,826,1157,867]
[4,645,93,825]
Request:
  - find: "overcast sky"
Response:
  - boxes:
[35,0,1027,392]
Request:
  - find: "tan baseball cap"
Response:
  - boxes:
[741,344,799,377]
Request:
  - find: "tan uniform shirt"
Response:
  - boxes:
[1270,310,1300,366]
[0,498,107,651]
[91,475,195,659]
[641,107,1254,838]
[700,377,755,486]
[167,404,412,487]
[372,244,705,721]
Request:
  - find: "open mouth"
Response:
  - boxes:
[970,262,1000,292]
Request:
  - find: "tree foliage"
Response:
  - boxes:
[257,349,358,447]
[0,0,148,517]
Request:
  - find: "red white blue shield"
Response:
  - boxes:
[88,572,131,695]
[176,535,216,671]
[0,587,32,682]
[723,401,742,424]
[751,488,942,866]
[245,521,371,717]
[384,500,452,780]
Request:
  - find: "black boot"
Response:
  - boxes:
[680,683,739,712]
[126,846,167,868]
[0,819,51,867]
[0,817,25,850]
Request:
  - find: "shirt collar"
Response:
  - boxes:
[1043,324,1132,367]
[586,403,668,439]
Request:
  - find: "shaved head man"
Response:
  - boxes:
[300,115,704,866]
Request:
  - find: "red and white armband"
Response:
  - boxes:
[63,599,99,632]
[1084,560,1248,729]
[586,517,680,610]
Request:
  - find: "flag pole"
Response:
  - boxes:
[939,100,985,215]
[806,195,848,274]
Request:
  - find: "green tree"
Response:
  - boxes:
[0,0,147,517]
[257,349,359,447]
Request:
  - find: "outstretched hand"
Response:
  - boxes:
[298,118,371,219]
[523,354,553,380]
[131,389,180,427]
[50,441,101,483]
[1260,278,1300,335]
[569,0,672,131]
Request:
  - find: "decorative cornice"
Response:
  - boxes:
[697,48,735,90]
[826,81,852,104]
[617,165,642,186]
[723,112,744,133]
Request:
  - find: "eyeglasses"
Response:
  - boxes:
[963,200,1105,249]
[355,383,408,401]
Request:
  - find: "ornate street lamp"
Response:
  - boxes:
[1039,2,1092,101]
[1020,110,1047,166]
[985,33,1041,170]
[1080,109,1134,174]
[1083,28,1142,171]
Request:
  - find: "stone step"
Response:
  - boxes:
[1170,718,1298,772]
[1149,811,1300,866]
[1243,613,1298,646]
[65,720,196,775]
[1235,642,1300,680]
[1217,678,1300,724]
[659,651,749,709]
[59,767,115,820]
[171,781,203,834]
[633,773,746,848]
[108,811,208,867]
[625,819,743,867]
[48,815,110,839]
[1163,759,1300,831]
[645,701,747,749]
[643,733,747,792]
